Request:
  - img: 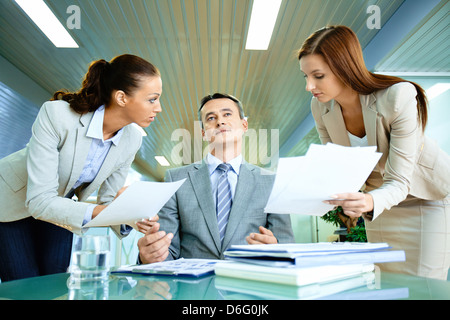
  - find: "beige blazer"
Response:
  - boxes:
[311,82,450,218]
[0,100,142,235]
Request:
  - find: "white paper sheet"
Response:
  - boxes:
[84,179,186,229]
[264,143,381,216]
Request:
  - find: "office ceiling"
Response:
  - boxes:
[0,0,448,181]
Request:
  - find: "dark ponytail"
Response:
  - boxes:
[52,54,160,114]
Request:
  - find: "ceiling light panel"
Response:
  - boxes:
[14,0,78,48]
[245,0,282,50]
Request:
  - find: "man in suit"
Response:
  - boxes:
[138,93,294,263]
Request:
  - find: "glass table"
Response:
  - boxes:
[0,269,448,301]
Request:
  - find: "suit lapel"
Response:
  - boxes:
[65,112,93,195]
[188,162,222,253]
[222,162,255,249]
[322,101,350,146]
[360,93,378,147]
[323,95,378,148]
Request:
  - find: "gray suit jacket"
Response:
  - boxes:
[0,100,142,236]
[159,160,295,260]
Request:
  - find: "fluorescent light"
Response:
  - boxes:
[426,83,450,101]
[132,123,147,136]
[15,0,78,48]
[245,0,282,50]
[155,156,170,167]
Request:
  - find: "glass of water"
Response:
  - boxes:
[68,234,111,284]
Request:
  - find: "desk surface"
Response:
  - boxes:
[0,270,448,300]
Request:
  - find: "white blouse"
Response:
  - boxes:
[347,131,368,147]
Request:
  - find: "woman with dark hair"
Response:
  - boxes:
[0,54,162,281]
[298,25,450,280]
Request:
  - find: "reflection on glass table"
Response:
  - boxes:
[0,270,448,300]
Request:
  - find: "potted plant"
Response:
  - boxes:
[321,206,367,242]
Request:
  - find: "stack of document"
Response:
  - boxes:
[214,242,405,288]
[215,271,381,300]
[265,143,382,215]
[215,271,409,300]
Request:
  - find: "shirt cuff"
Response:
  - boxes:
[82,204,96,226]
[82,205,132,236]
[120,224,133,236]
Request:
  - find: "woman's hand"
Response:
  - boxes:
[136,215,159,234]
[114,186,128,200]
[92,186,129,219]
[92,204,107,219]
[323,192,374,218]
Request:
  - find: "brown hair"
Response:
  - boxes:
[297,25,428,130]
[52,54,160,114]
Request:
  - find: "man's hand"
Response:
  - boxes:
[246,226,278,244]
[137,217,173,264]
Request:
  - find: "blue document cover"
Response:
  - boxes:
[113,259,220,277]
[224,242,405,267]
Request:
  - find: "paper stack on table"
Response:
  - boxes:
[264,143,382,216]
[222,242,405,268]
[215,242,405,288]
[214,271,382,300]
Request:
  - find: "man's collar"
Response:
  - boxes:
[206,153,242,175]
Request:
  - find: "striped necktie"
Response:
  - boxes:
[216,163,232,242]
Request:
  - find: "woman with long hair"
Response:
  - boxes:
[298,25,450,280]
[0,54,162,282]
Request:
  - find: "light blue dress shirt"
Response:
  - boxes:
[205,153,242,205]
[72,105,124,226]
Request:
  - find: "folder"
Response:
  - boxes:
[216,242,406,296]
[113,258,220,278]
[215,272,377,300]
[224,242,406,268]
[214,261,375,286]
[215,273,409,300]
